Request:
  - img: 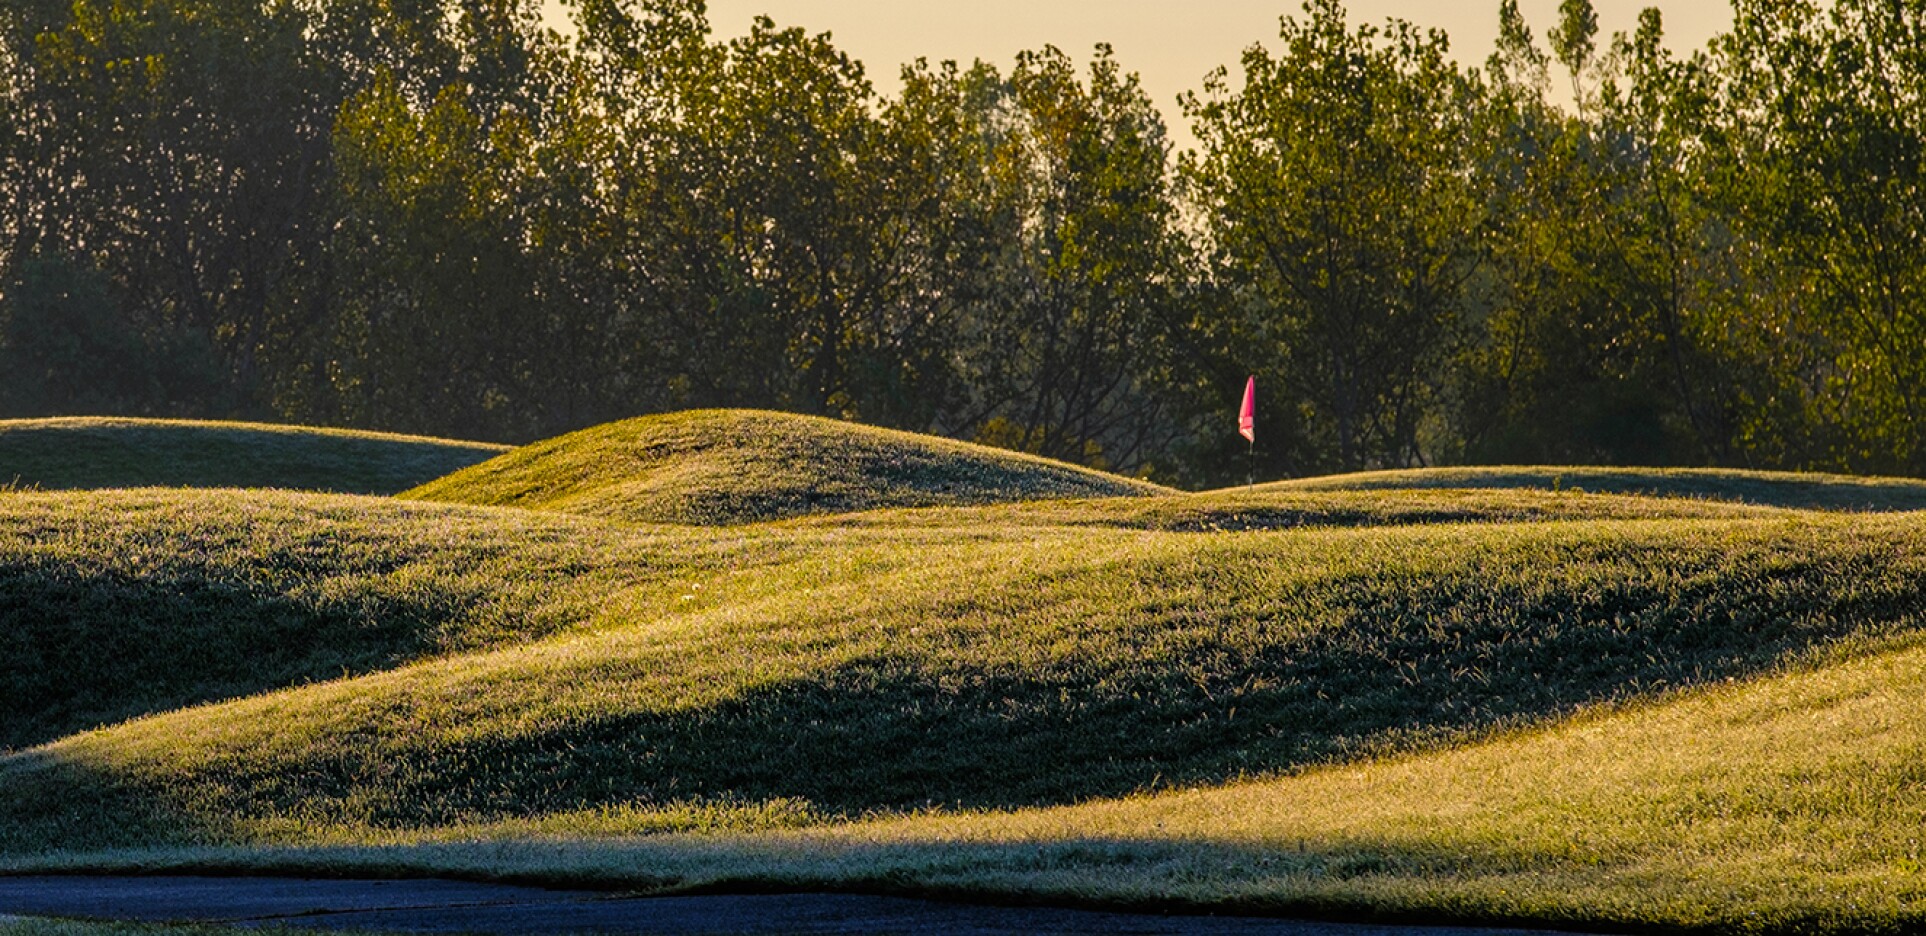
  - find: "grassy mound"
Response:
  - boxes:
[0,489,787,752]
[97,637,1916,935]
[0,418,506,494]
[5,508,1924,855]
[667,635,1926,935]
[10,441,1926,933]
[0,484,1783,752]
[400,409,1170,524]
[1271,464,1926,511]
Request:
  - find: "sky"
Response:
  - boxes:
[541,2,1735,150]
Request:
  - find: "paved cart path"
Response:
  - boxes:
[0,876,1596,936]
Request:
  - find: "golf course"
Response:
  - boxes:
[3,410,1925,935]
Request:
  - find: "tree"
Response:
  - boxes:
[1184,0,1484,472]
[1,0,340,416]
[886,47,1194,472]
[1702,0,1926,471]
[1455,4,1737,466]
[549,4,925,424]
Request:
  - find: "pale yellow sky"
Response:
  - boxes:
[541,2,1733,148]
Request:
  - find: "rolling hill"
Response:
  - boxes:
[0,488,725,751]
[0,417,506,494]
[400,409,1171,524]
[4,502,1923,849]
[7,412,1926,934]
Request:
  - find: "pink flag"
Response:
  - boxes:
[1238,376,1255,443]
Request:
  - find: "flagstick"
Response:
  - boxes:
[1238,374,1256,491]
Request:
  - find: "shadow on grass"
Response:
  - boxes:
[10,518,1926,860]
[0,751,234,854]
[0,562,475,751]
[1293,468,1926,512]
[0,422,500,495]
[33,528,1912,843]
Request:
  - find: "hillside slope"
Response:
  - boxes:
[2,485,1772,754]
[694,636,1926,934]
[8,467,1926,933]
[199,637,1909,936]
[6,509,1925,854]
[0,418,506,494]
[1270,464,1926,511]
[401,409,1171,524]
[0,489,702,751]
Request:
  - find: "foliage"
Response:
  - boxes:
[1183,0,1482,474]
[4,0,1926,479]
[1698,0,1926,472]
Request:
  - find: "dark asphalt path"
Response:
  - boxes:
[0,876,1590,936]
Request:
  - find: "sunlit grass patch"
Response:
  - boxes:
[11,420,1926,934]
[0,487,808,750]
[774,485,1788,532]
[21,639,1926,933]
[401,409,1170,525]
[8,512,1926,865]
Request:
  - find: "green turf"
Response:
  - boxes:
[10,414,1926,934]
[400,409,1171,524]
[35,637,1920,935]
[0,482,1809,755]
[1271,464,1926,510]
[774,484,1787,531]
[0,489,756,751]
[0,418,506,494]
[5,499,1925,857]
[0,482,1791,756]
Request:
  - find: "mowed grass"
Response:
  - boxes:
[1274,464,1926,511]
[0,488,760,751]
[0,484,1790,754]
[10,414,1926,934]
[0,418,506,494]
[5,503,1926,855]
[53,636,1924,935]
[776,485,1787,531]
[401,409,1171,524]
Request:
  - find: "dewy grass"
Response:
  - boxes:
[12,413,1926,934]
[45,637,1919,935]
[400,408,1170,524]
[0,488,951,751]
[774,485,1789,531]
[0,484,1797,752]
[0,417,506,494]
[8,509,1926,853]
[1272,464,1926,511]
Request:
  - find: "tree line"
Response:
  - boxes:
[2,0,1921,485]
